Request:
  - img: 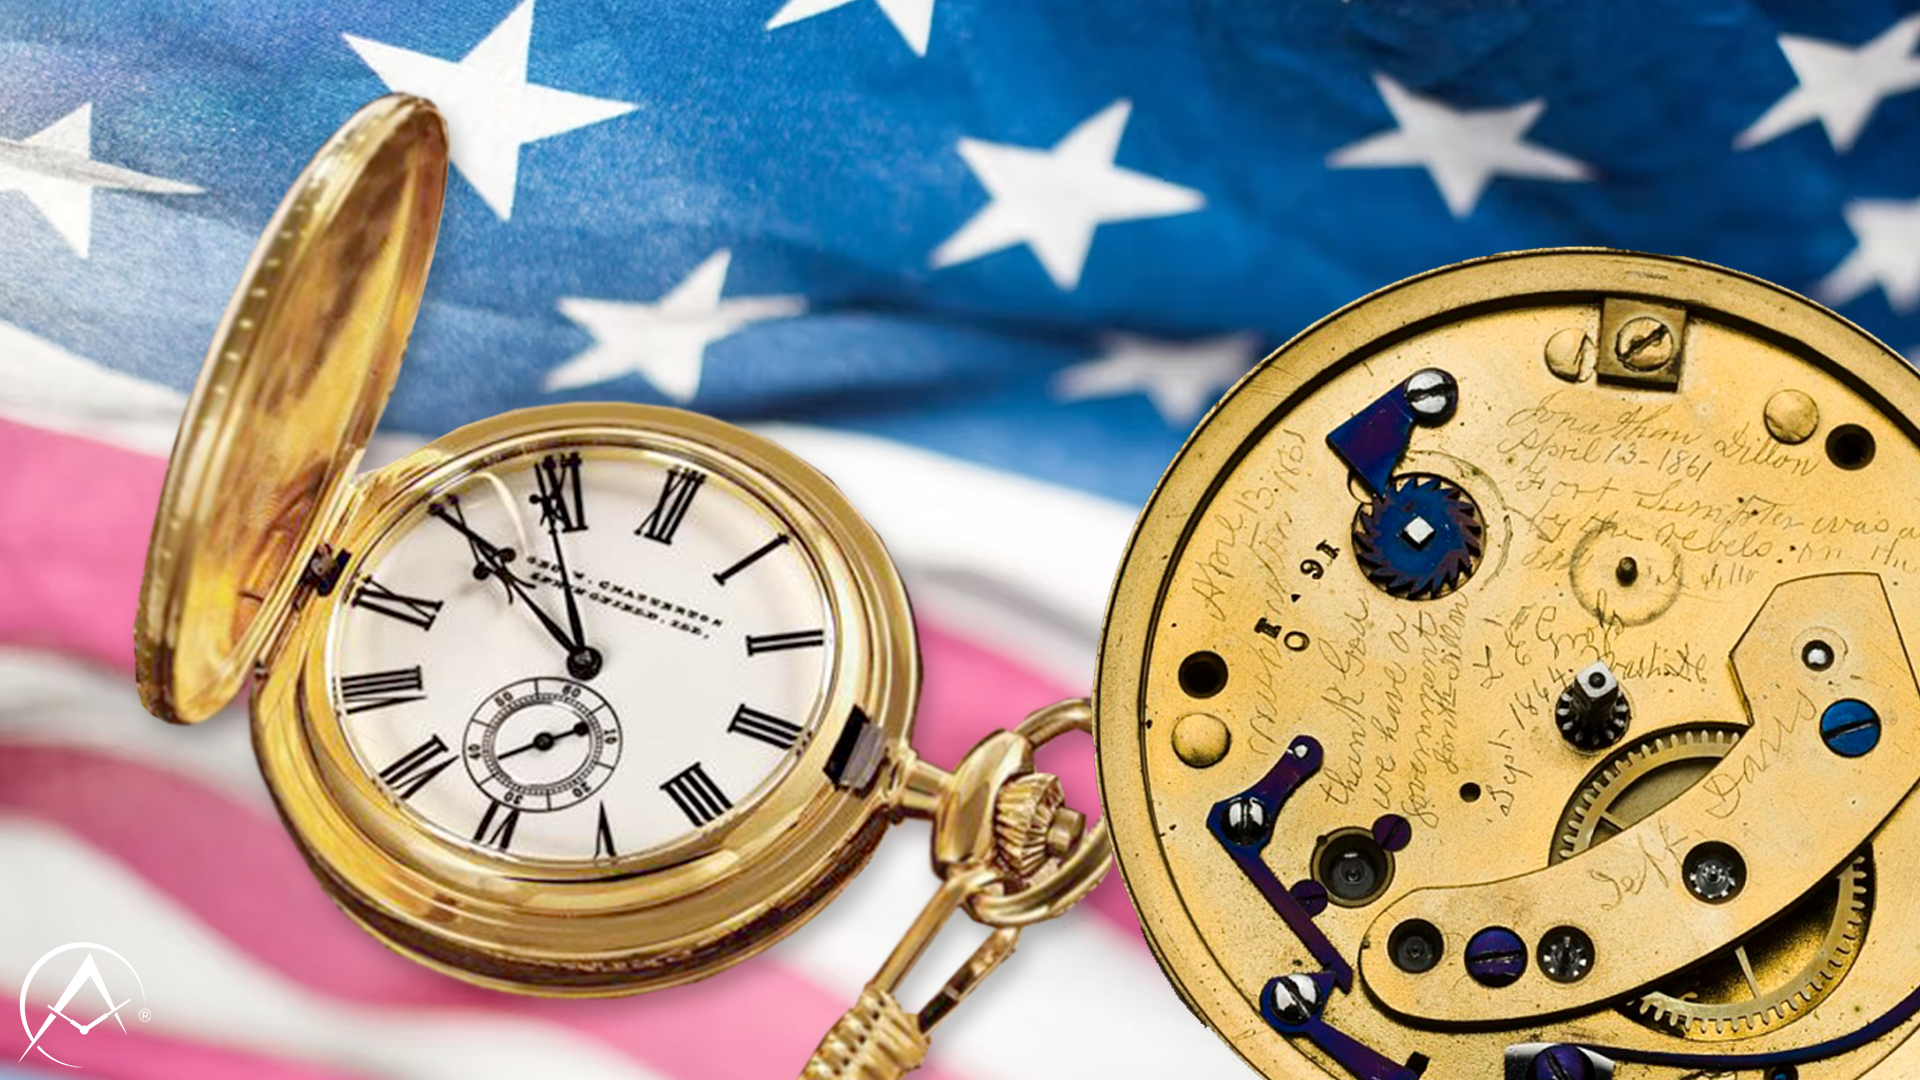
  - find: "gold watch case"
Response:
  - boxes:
[133,96,920,994]
[1097,250,1920,1079]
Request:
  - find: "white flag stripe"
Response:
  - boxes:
[0,650,265,804]
[0,317,187,454]
[0,319,1128,687]
[755,421,1133,655]
[0,819,667,1080]
[905,567,1100,687]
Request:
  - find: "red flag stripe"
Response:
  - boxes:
[0,744,977,1080]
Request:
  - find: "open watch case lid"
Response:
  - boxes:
[135,94,447,724]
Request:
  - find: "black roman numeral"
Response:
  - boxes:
[746,629,825,656]
[351,577,444,631]
[340,666,426,714]
[638,467,705,545]
[532,452,587,533]
[594,803,617,859]
[661,763,732,827]
[377,735,454,799]
[713,534,789,585]
[728,705,804,751]
[473,801,522,851]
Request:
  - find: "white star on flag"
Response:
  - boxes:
[0,103,201,258]
[1328,74,1591,218]
[767,0,935,57]
[1055,332,1260,425]
[1736,14,1920,153]
[546,249,806,402]
[345,0,636,220]
[932,99,1205,291]
[1818,196,1920,314]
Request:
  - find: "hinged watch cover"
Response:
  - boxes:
[134,95,447,723]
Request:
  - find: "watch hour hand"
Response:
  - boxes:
[431,495,529,601]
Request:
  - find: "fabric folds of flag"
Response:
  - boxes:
[6,1,1920,1078]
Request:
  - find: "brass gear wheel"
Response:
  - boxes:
[1553,725,1872,1041]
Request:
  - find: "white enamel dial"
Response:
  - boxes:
[327,444,834,863]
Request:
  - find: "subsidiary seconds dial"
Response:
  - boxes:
[328,444,834,863]
[464,678,622,814]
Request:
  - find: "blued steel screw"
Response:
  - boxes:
[1372,813,1413,853]
[1290,879,1329,917]
[1465,926,1528,987]
[1221,796,1272,845]
[1527,1045,1596,1080]
[1821,699,1881,757]
[1266,973,1320,1026]
[1405,368,1458,425]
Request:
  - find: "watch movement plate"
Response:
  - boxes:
[1097,250,1920,1080]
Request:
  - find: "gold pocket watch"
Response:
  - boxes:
[1097,250,1920,1080]
[133,95,1108,1075]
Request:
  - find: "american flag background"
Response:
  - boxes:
[4,1,1920,1077]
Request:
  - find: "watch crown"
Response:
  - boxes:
[993,773,1077,882]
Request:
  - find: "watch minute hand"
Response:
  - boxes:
[535,491,601,681]
[429,501,583,659]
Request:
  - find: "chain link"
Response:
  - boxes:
[798,698,1111,1078]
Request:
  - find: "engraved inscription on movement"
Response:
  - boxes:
[1182,431,1306,626]
[1500,395,1713,480]
[1152,337,1920,863]
[1317,596,1465,829]
[1190,433,1308,759]
[1504,394,1920,579]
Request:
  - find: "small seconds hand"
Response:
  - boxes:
[496,720,592,761]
